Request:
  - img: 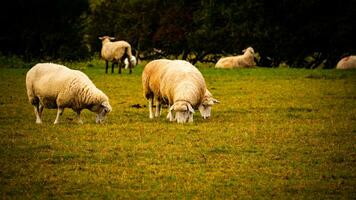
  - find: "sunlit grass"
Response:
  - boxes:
[0,62,355,198]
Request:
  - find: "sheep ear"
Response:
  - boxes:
[169,104,175,111]
[102,102,112,112]
[109,37,115,40]
[187,104,195,113]
[98,36,103,40]
[212,98,220,104]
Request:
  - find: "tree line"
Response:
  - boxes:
[0,0,355,68]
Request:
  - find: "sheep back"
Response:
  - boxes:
[142,59,172,100]
[336,56,356,69]
[215,47,256,68]
[26,63,109,110]
[160,60,206,107]
[101,41,132,62]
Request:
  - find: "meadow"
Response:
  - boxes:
[0,62,355,199]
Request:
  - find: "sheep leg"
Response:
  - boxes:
[34,104,42,124]
[149,98,154,119]
[155,98,161,117]
[118,62,122,74]
[105,61,109,74]
[54,107,64,124]
[166,104,174,121]
[111,62,115,74]
[76,110,83,124]
[128,59,132,74]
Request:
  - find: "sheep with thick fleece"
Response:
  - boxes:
[26,63,112,124]
[142,59,215,123]
[336,56,356,69]
[215,47,256,68]
[124,55,137,69]
[99,36,133,74]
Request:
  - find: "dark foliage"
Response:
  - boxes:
[0,0,355,67]
[0,0,89,61]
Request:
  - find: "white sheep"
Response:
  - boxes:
[142,59,218,123]
[26,63,112,124]
[124,55,137,69]
[215,47,256,68]
[336,55,356,69]
[98,36,133,74]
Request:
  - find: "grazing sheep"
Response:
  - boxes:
[26,63,112,124]
[142,59,218,123]
[98,36,133,74]
[336,56,356,69]
[215,47,256,68]
[124,55,137,69]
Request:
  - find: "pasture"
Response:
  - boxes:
[0,63,355,199]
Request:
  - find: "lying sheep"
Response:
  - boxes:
[124,55,137,69]
[142,59,218,123]
[99,36,133,74]
[26,63,112,124]
[336,55,356,69]
[215,47,256,68]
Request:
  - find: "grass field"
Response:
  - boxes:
[0,62,355,199]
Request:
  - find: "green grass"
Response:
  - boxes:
[0,62,355,199]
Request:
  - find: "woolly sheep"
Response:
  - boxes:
[99,36,133,74]
[215,47,256,68]
[142,59,218,123]
[336,55,356,69]
[26,63,112,124]
[124,55,137,69]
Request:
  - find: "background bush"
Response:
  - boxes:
[0,0,355,67]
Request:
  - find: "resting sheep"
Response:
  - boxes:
[142,59,218,123]
[124,55,137,69]
[336,55,356,69]
[215,47,256,68]
[26,63,112,124]
[99,36,133,74]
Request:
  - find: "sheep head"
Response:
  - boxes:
[242,47,255,55]
[92,101,112,124]
[199,91,219,119]
[169,100,195,123]
[199,98,219,119]
[98,36,115,44]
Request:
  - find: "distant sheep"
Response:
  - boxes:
[142,59,218,123]
[215,47,256,68]
[124,55,137,69]
[336,56,356,69]
[99,36,133,74]
[26,63,112,124]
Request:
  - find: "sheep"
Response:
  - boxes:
[98,36,133,74]
[142,59,218,123]
[124,55,137,69]
[26,63,112,124]
[336,55,356,69]
[215,47,256,68]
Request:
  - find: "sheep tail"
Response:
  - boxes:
[125,46,133,61]
[26,81,39,105]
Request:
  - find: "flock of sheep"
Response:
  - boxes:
[25,36,355,124]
